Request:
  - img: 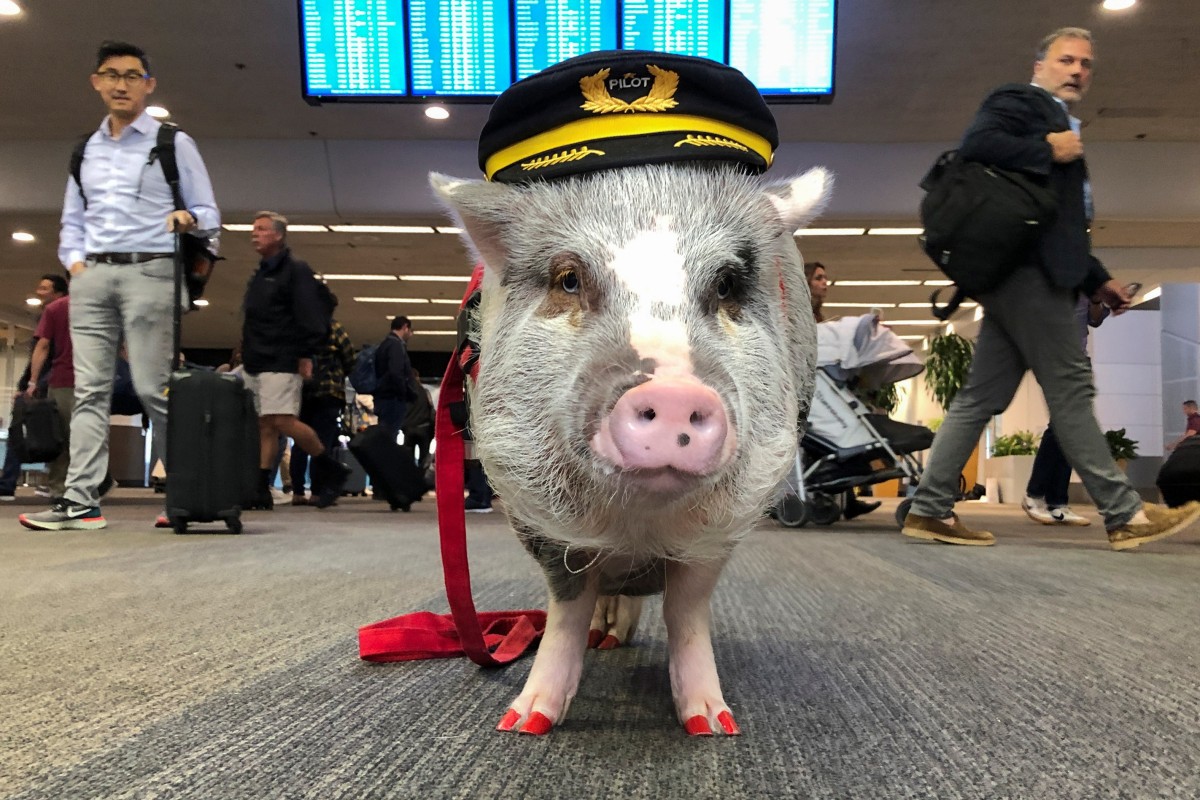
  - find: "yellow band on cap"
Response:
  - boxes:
[484,113,774,180]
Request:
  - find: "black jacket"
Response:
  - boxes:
[373,333,414,400]
[958,83,1110,296]
[241,248,329,375]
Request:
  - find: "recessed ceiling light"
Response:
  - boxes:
[398,275,473,282]
[831,280,922,287]
[352,297,429,303]
[146,106,170,119]
[425,105,450,120]
[866,227,924,236]
[795,227,866,236]
[329,225,436,234]
[1102,0,1136,10]
[192,299,209,307]
[0,1,23,17]
[318,274,398,281]
[26,297,41,306]
[11,231,35,242]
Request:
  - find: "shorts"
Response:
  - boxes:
[243,371,303,416]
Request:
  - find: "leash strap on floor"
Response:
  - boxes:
[358,266,546,666]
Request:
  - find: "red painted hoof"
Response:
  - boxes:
[684,715,713,736]
[717,710,740,736]
[518,711,553,735]
[597,634,621,650]
[587,629,604,648]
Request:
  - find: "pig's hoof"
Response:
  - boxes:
[684,715,713,736]
[518,711,554,736]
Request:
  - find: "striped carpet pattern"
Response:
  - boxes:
[2,493,1197,799]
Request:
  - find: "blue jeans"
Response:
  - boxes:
[64,258,178,507]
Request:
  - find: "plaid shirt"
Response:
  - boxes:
[305,320,355,402]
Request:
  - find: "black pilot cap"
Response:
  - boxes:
[479,50,778,185]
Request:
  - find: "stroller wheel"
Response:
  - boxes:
[895,498,914,529]
[809,493,842,526]
[775,494,809,528]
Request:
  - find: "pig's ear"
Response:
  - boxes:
[763,167,834,233]
[429,173,516,272]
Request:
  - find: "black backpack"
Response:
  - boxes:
[918,149,1059,320]
[70,123,221,307]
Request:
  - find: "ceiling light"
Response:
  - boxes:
[26,297,41,306]
[1102,0,1136,10]
[329,225,436,234]
[435,226,462,234]
[429,298,464,304]
[883,320,946,326]
[1142,286,1162,301]
[192,299,209,307]
[318,274,398,281]
[405,315,455,321]
[794,227,866,236]
[353,297,429,303]
[898,335,926,341]
[974,307,984,322]
[146,106,170,119]
[0,1,23,16]
[287,224,330,232]
[897,301,976,308]
[822,302,897,308]
[222,224,254,232]
[410,330,458,335]
[866,227,924,236]
[831,280,922,287]
[11,231,35,242]
[398,275,472,282]
[923,279,953,286]
[425,105,450,120]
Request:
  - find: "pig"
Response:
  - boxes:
[431,161,831,736]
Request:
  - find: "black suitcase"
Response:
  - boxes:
[165,369,259,533]
[1158,437,1200,508]
[348,425,425,511]
[164,234,258,533]
[335,445,368,496]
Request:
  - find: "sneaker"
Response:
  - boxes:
[902,512,994,546]
[155,512,172,529]
[1046,506,1091,526]
[19,498,106,531]
[1021,495,1054,524]
[34,487,51,498]
[1108,501,1200,552]
[0,492,14,502]
[465,497,494,514]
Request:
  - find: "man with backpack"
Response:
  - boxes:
[20,41,219,532]
[902,27,1200,551]
[242,211,351,511]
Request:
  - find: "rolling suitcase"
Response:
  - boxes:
[165,235,259,533]
[348,425,425,511]
[335,445,368,496]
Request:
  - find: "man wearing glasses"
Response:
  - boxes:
[20,41,219,531]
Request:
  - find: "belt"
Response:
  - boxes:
[87,252,173,265]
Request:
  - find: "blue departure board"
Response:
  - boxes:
[621,0,725,62]
[300,0,406,96]
[298,0,837,102]
[515,0,619,80]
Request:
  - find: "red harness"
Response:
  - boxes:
[358,265,547,666]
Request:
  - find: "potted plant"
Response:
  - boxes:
[1105,428,1139,471]
[988,429,1040,504]
[923,332,975,411]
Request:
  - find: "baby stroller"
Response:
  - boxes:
[775,313,935,528]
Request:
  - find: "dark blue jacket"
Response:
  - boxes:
[373,333,414,400]
[241,247,329,375]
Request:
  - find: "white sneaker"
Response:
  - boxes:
[1022,495,1054,524]
[1047,506,1091,526]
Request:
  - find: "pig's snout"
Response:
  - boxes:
[592,378,734,481]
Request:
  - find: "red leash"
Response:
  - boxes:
[358,266,546,666]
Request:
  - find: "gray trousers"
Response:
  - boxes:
[911,266,1143,530]
[46,386,75,498]
[64,259,175,507]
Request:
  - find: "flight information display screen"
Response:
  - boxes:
[298,0,837,102]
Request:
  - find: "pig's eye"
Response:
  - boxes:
[561,270,580,294]
[716,275,734,300]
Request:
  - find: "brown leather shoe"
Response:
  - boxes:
[1108,501,1200,551]
[902,512,995,546]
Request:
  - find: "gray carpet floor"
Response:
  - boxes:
[2,490,1198,800]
